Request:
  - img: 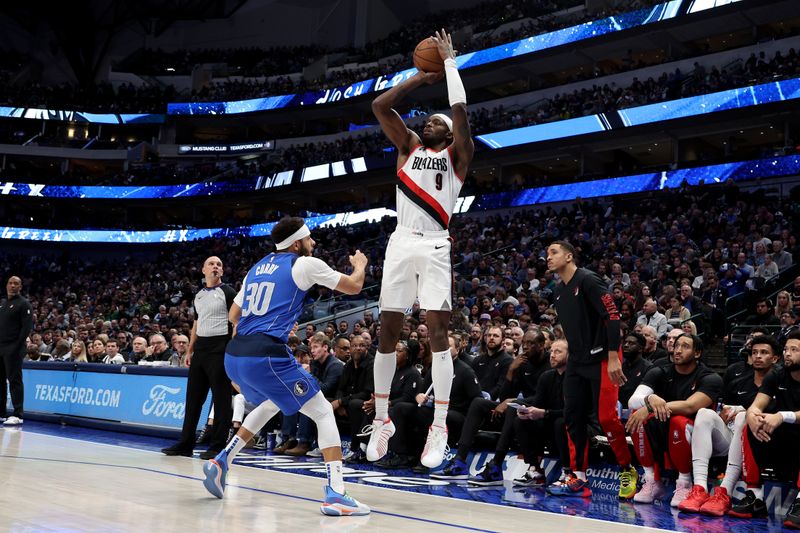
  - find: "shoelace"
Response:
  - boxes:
[426,429,450,457]
[619,470,632,488]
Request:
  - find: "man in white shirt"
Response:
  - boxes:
[102,339,125,364]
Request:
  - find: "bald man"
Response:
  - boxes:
[163,256,237,459]
[0,276,32,425]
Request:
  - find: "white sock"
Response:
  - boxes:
[574,471,587,481]
[643,466,656,482]
[692,457,709,489]
[327,460,345,493]
[678,472,692,485]
[373,351,396,420]
[223,435,247,461]
[431,350,453,427]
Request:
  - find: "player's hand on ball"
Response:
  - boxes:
[432,29,455,61]
[349,250,368,269]
[417,69,444,85]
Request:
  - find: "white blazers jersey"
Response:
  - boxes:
[397,144,464,231]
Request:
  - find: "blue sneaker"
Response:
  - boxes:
[468,462,503,486]
[430,458,470,480]
[320,485,370,516]
[202,450,229,499]
[547,473,592,498]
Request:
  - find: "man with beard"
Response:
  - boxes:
[619,332,653,408]
[466,331,555,485]
[0,276,32,426]
[202,217,371,516]
[678,335,779,515]
[626,334,723,507]
[729,331,800,528]
[332,335,374,463]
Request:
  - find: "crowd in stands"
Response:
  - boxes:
[14,178,800,370]
[9,42,797,193]
[0,0,662,112]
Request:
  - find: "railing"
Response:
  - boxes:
[724,324,783,366]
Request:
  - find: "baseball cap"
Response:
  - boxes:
[479,313,492,321]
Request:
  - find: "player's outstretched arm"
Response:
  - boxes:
[335,250,369,295]
[432,29,474,175]
[373,70,442,157]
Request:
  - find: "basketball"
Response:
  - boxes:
[413,37,444,73]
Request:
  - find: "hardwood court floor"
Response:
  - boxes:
[0,424,674,533]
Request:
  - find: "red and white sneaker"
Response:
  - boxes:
[421,425,449,468]
[670,479,693,508]
[699,486,731,517]
[677,485,710,513]
[362,418,395,462]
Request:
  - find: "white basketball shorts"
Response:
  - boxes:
[379,225,452,312]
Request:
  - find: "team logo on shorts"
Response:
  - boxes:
[293,379,310,397]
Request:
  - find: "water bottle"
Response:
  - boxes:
[169,352,180,367]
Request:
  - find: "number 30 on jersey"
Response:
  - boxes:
[242,281,275,317]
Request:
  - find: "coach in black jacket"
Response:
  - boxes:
[0,276,32,425]
[334,335,374,458]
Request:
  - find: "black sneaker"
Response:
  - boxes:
[199,448,221,460]
[467,462,503,486]
[784,499,800,529]
[411,463,430,475]
[430,458,469,480]
[195,424,213,445]
[728,490,767,518]
[375,454,415,469]
[161,444,193,457]
[343,449,367,465]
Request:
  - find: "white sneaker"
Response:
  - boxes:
[3,416,23,426]
[633,477,666,503]
[362,419,395,462]
[670,479,692,507]
[420,425,449,468]
[307,447,323,458]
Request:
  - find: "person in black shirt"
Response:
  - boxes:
[460,331,550,485]
[546,241,637,499]
[619,332,653,407]
[383,335,480,471]
[333,334,374,464]
[432,326,521,479]
[0,276,32,426]
[678,335,779,515]
[731,331,800,528]
[626,333,723,507]
[162,257,237,459]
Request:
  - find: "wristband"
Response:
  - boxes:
[444,58,467,107]
[644,395,654,414]
[780,411,797,424]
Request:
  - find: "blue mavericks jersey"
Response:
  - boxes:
[236,252,306,342]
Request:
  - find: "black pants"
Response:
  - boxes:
[346,399,369,449]
[389,401,467,456]
[454,397,503,462]
[512,416,568,467]
[743,424,800,487]
[0,345,24,417]
[178,336,232,452]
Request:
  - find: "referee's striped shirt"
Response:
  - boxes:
[193,284,237,338]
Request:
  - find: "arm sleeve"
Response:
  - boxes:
[628,384,656,410]
[292,257,342,291]
[583,271,621,352]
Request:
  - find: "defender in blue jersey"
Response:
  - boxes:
[202,217,370,516]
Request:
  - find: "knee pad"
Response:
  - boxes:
[300,392,340,450]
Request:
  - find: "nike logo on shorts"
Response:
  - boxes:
[435,245,446,249]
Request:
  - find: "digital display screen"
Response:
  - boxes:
[0,107,164,124]
[1,154,794,243]
[166,1,685,115]
[477,76,800,149]
[177,141,274,154]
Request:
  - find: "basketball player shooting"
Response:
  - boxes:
[365,29,474,469]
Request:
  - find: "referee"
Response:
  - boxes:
[162,257,237,459]
[0,276,32,426]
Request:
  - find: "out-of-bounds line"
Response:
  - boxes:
[0,455,498,533]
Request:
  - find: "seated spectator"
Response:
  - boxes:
[771,240,793,272]
[102,339,126,364]
[743,297,781,327]
[777,310,798,346]
[52,339,74,361]
[775,290,794,318]
[753,254,779,283]
[637,298,669,337]
[665,295,691,326]
[637,325,667,362]
[130,336,148,363]
[333,336,351,363]
[172,334,190,366]
[618,332,653,408]
[148,333,174,361]
[330,335,374,463]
